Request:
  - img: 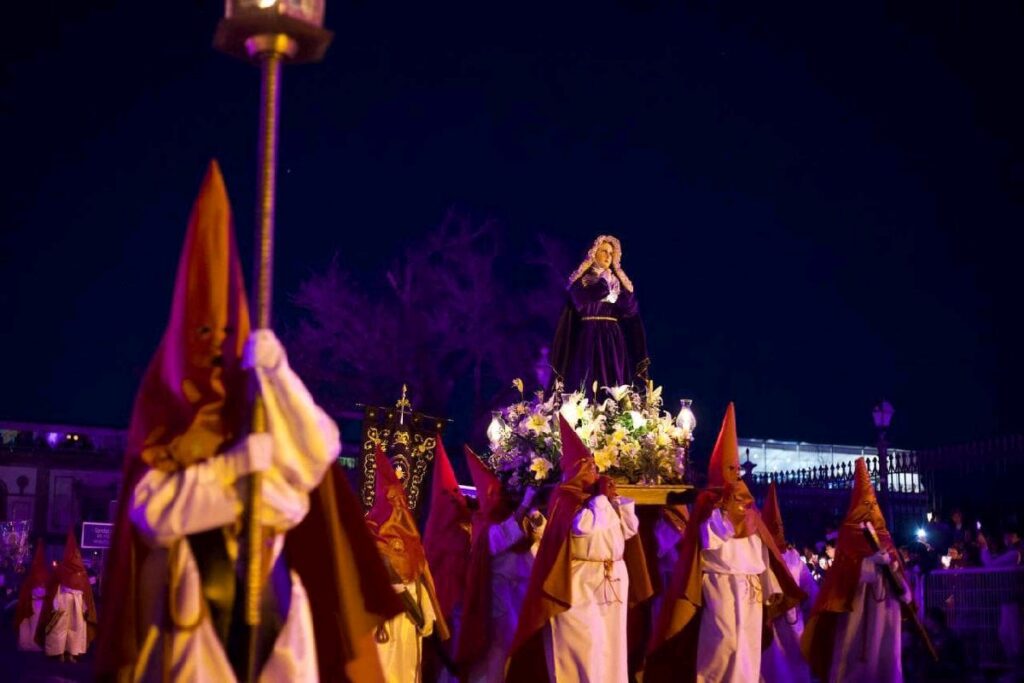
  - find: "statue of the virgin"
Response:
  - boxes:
[550,235,650,394]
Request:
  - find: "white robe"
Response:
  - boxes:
[696,509,783,683]
[760,548,814,683]
[546,494,639,683]
[375,579,438,683]
[827,557,904,683]
[44,585,88,656]
[465,514,540,683]
[18,585,45,651]
[128,343,337,683]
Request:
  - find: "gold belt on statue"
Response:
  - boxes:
[581,316,618,322]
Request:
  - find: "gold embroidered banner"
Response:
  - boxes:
[360,405,446,513]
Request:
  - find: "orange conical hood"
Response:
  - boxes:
[465,445,504,526]
[707,402,740,488]
[558,414,594,483]
[367,446,427,584]
[126,160,251,472]
[843,457,889,533]
[762,482,787,550]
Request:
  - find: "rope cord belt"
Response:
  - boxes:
[572,556,624,605]
[581,316,619,322]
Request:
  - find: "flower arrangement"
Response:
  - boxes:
[486,380,695,493]
[0,520,31,575]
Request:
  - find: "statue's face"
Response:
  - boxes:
[594,242,614,269]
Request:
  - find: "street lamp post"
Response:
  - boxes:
[872,400,895,531]
[214,4,332,681]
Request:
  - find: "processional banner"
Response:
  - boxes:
[360,402,446,514]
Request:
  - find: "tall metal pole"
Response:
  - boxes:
[214,5,332,681]
[245,37,291,683]
[878,428,893,532]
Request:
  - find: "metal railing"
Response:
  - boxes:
[925,566,1024,669]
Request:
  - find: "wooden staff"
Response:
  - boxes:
[861,521,939,662]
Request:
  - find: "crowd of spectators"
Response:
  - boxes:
[796,508,1023,581]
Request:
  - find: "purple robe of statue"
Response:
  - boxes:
[551,266,649,393]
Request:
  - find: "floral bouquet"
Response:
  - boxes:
[0,520,31,574]
[486,379,695,494]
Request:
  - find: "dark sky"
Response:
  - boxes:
[2,1,1022,450]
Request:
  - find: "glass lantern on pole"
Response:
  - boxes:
[675,399,696,481]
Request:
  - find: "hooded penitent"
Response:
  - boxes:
[95,160,401,682]
[37,531,98,647]
[761,482,788,553]
[367,446,450,641]
[423,436,472,619]
[506,415,653,680]
[455,445,518,671]
[644,403,805,682]
[800,457,908,681]
[15,540,50,631]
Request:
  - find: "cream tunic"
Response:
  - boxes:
[546,494,640,683]
[128,333,337,683]
[696,509,783,683]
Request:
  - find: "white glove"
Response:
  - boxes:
[221,433,273,481]
[243,329,285,371]
[870,550,891,566]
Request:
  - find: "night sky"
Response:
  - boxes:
[2,2,1022,450]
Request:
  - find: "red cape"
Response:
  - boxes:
[14,540,50,629]
[95,161,402,681]
[506,416,652,681]
[37,532,98,649]
[423,436,472,619]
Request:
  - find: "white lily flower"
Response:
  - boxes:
[627,410,647,431]
[602,385,632,402]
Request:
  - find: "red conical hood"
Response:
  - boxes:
[707,402,740,488]
[427,437,464,510]
[25,540,49,588]
[762,481,787,550]
[367,446,427,584]
[465,445,504,524]
[423,436,470,618]
[14,540,51,627]
[56,531,89,592]
[558,414,594,484]
[126,159,251,473]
